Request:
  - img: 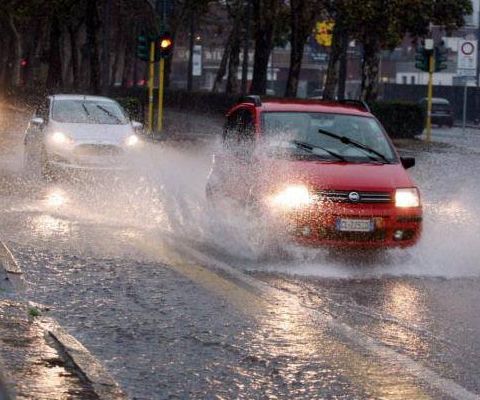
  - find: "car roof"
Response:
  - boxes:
[235,98,372,117]
[49,94,117,102]
[420,97,450,104]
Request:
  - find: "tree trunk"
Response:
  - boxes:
[212,30,233,92]
[110,43,122,86]
[241,0,252,95]
[7,12,22,87]
[86,0,100,93]
[337,30,349,100]
[68,27,79,89]
[360,38,380,102]
[226,35,241,94]
[250,0,277,95]
[323,22,344,100]
[101,0,113,93]
[46,15,63,89]
[285,0,307,98]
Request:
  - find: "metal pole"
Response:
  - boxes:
[157,58,165,133]
[463,80,468,134]
[426,53,434,143]
[148,41,155,133]
[477,6,480,86]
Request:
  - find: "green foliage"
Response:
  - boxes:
[27,306,41,318]
[370,101,425,138]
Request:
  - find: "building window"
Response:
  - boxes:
[402,76,407,84]
[411,76,415,84]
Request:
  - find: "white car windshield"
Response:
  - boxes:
[262,112,397,163]
[52,100,128,125]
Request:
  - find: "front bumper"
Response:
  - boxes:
[431,114,453,126]
[269,203,422,249]
[48,151,129,172]
[49,159,128,172]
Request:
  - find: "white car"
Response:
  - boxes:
[24,94,143,177]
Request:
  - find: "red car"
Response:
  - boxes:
[206,96,422,249]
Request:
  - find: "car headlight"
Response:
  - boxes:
[395,188,420,208]
[125,134,140,147]
[268,185,313,210]
[49,131,74,146]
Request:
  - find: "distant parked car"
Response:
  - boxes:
[419,97,454,128]
[24,94,143,178]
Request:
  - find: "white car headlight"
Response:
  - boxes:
[125,134,140,147]
[49,131,74,146]
[268,185,313,209]
[395,188,420,208]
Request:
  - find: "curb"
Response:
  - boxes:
[0,241,127,400]
[39,318,127,400]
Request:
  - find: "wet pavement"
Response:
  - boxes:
[0,107,479,399]
[0,300,98,400]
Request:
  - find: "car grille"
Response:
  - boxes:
[74,144,123,157]
[314,190,393,204]
[319,228,387,242]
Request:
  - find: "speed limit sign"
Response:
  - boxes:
[458,40,477,76]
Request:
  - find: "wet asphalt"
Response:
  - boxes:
[0,109,479,399]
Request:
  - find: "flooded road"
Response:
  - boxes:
[0,109,479,399]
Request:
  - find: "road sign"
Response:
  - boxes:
[314,21,334,47]
[192,45,202,76]
[457,39,478,77]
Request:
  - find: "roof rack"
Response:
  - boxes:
[240,95,262,107]
[337,99,370,113]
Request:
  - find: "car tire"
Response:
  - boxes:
[24,142,55,182]
[24,142,44,179]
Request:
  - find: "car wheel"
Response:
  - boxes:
[245,199,285,261]
[24,142,46,180]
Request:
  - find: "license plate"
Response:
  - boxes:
[336,218,374,232]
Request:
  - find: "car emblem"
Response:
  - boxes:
[348,192,361,202]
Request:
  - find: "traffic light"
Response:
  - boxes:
[136,34,150,61]
[158,33,174,58]
[434,42,448,72]
[415,46,429,72]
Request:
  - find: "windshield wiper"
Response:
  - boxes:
[82,103,90,116]
[96,105,121,123]
[292,140,347,162]
[317,127,390,164]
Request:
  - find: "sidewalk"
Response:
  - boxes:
[0,242,126,400]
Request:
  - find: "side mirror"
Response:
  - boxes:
[132,121,143,130]
[31,117,44,127]
[400,156,415,169]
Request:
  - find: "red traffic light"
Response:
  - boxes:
[158,34,174,58]
[20,58,28,67]
[160,38,172,49]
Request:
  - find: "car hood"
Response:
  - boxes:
[47,121,134,145]
[257,159,414,192]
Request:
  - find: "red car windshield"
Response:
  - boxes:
[261,112,397,163]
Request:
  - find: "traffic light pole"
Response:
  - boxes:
[426,53,434,143]
[157,58,165,133]
[148,42,155,134]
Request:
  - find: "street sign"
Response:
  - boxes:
[192,45,202,76]
[314,21,334,47]
[457,39,478,77]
